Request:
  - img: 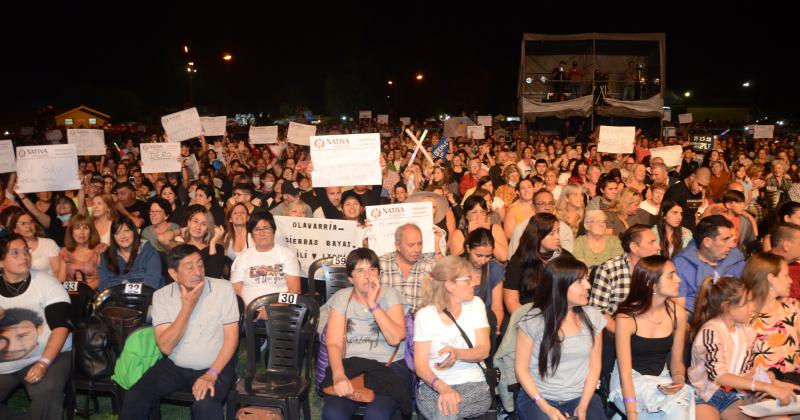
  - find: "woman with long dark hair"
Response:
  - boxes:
[652,201,693,259]
[503,213,571,316]
[460,228,505,334]
[514,255,606,420]
[449,195,509,263]
[98,216,163,291]
[611,255,693,419]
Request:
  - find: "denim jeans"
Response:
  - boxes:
[516,391,608,420]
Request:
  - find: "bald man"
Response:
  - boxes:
[663,167,710,231]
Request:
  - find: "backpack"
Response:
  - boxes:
[74,315,116,379]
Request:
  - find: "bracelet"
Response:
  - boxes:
[208,367,220,378]
[431,377,439,390]
[532,393,543,402]
[38,357,51,366]
[368,304,381,312]
[623,397,638,403]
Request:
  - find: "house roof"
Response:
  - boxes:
[55,105,110,120]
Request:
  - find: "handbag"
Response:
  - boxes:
[235,406,283,420]
[322,291,400,403]
[442,308,500,389]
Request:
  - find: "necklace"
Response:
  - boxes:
[2,274,30,297]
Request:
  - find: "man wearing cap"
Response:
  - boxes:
[379,223,436,312]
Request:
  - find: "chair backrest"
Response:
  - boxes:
[244,293,320,382]
[308,257,349,302]
[93,283,156,324]
[63,280,97,326]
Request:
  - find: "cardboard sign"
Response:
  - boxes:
[286,122,316,146]
[377,114,389,124]
[366,202,434,256]
[678,113,693,124]
[477,115,493,126]
[310,133,381,187]
[466,125,485,140]
[399,117,411,126]
[249,126,278,144]
[140,143,181,173]
[16,144,80,193]
[691,135,714,152]
[650,145,684,167]
[161,107,203,142]
[67,129,106,156]
[0,140,15,173]
[200,116,227,136]
[358,110,372,119]
[597,126,635,154]
[273,216,361,277]
[753,125,775,139]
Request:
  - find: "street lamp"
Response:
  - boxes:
[742,81,751,88]
[222,53,232,62]
[183,45,189,53]
[684,91,691,98]
[387,80,393,85]
[415,73,423,81]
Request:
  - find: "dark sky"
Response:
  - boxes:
[1,4,794,122]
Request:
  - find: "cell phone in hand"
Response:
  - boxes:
[435,352,451,365]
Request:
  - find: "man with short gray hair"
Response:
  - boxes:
[379,223,435,312]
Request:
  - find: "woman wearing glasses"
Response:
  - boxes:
[572,210,624,268]
[230,211,301,309]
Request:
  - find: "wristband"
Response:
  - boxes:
[532,393,543,402]
[623,397,638,403]
[368,304,381,313]
[38,357,51,367]
[431,377,439,390]
[208,367,220,378]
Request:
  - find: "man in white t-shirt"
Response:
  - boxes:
[230,211,301,308]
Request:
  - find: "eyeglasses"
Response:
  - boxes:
[587,220,608,225]
[6,248,31,258]
[15,221,33,227]
[149,210,164,215]
[534,201,555,207]
[252,226,274,234]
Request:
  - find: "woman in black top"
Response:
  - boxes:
[612,255,691,419]
[157,204,229,279]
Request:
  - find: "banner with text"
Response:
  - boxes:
[200,116,227,136]
[249,126,278,144]
[141,143,181,173]
[274,216,361,277]
[366,202,434,257]
[16,144,80,193]
[287,122,316,146]
[161,107,203,142]
[67,129,106,156]
[598,126,635,154]
[0,140,15,173]
[310,133,381,187]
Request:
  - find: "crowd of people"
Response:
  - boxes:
[1,117,800,420]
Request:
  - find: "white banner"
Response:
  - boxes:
[366,202,434,257]
[200,116,227,137]
[466,125,485,139]
[287,121,316,146]
[274,216,361,277]
[67,129,106,156]
[678,113,693,124]
[161,107,202,142]
[477,115,493,126]
[662,109,672,122]
[377,114,389,124]
[0,140,15,173]
[650,145,683,168]
[597,126,635,154]
[140,143,181,174]
[399,117,411,126]
[753,125,775,139]
[249,126,278,144]
[359,110,372,119]
[45,129,63,142]
[16,144,80,193]
[310,133,381,187]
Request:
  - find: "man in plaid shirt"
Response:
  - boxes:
[589,224,660,333]
[379,223,436,312]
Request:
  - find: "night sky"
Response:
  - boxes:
[0,4,795,122]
